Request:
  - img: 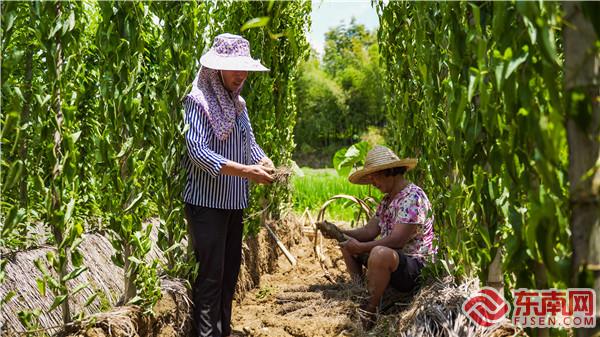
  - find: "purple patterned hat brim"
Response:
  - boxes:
[200,51,269,72]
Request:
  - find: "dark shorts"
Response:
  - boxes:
[357,250,424,292]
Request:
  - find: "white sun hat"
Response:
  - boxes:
[200,33,269,72]
[348,145,418,185]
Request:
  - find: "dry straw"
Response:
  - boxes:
[271,165,294,185]
[57,277,192,337]
[1,219,170,336]
[389,277,525,337]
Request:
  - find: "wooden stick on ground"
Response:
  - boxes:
[263,222,297,266]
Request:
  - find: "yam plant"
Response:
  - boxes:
[377,2,599,314]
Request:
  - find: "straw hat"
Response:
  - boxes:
[200,33,269,72]
[348,145,417,185]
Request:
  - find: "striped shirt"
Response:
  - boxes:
[183,97,266,209]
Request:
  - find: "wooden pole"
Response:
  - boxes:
[263,223,297,266]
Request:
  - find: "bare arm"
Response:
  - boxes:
[359,223,416,252]
[341,222,417,255]
[342,216,381,242]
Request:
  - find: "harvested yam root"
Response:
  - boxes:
[272,166,294,184]
[316,220,347,242]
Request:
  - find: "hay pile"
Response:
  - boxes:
[371,277,525,337]
[1,219,167,335]
[1,216,299,336]
[58,277,192,337]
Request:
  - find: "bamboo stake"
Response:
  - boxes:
[263,223,296,266]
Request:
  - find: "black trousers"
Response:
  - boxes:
[185,203,244,337]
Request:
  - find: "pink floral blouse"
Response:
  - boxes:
[375,183,435,261]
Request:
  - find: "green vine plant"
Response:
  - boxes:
[376,1,570,291]
[147,1,209,279]
[95,1,160,306]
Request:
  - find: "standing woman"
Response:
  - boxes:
[183,33,274,337]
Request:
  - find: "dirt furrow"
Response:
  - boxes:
[231,235,368,337]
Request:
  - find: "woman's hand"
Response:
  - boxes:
[245,164,274,184]
[340,237,364,255]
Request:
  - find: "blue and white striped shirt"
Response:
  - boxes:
[183,97,266,209]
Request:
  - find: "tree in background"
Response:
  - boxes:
[324,20,385,136]
[294,21,384,167]
[295,53,347,152]
[322,20,375,76]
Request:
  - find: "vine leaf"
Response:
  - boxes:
[241,17,270,31]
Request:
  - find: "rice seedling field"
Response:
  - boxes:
[291,168,381,224]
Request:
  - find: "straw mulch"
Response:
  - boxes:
[57,277,192,337]
[371,277,526,337]
[1,219,168,336]
[1,216,299,337]
[233,228,527,337]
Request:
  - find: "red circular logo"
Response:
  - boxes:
[462,287,511,327]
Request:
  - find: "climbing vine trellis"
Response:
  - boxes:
[377,1,570,290]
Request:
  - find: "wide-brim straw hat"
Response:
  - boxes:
[200,33,269,72]
[348,145,417,185]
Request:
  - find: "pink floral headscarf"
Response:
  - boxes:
[186,67,246,141]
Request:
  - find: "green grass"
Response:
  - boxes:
[291,167,381,223]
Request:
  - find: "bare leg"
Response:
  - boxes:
[365,246,400,311]
[341,245,363,283]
